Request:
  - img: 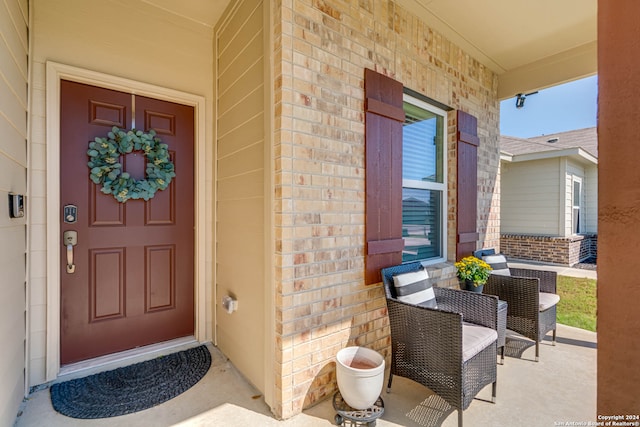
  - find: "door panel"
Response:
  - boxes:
[145,244,175,311]
[60,80,195,364]
[90,248,125,321]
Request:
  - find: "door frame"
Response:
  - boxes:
[45,61,207,381]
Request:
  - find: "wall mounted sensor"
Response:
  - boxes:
[8,193,24,218]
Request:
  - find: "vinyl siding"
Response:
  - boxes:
[501,158,561,235]
[0,0,28,424]
[215,0,266,393]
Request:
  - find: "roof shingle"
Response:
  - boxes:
[501,127,597,158]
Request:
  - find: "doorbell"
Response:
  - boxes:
[8,193,24,218]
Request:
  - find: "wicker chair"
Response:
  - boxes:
[475,249,559,362]
[381,262,498,427]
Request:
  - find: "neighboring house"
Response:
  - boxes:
[500,128,598,265]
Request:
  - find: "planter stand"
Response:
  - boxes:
[332,391,384,427]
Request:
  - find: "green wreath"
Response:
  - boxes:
[87,126,176,203]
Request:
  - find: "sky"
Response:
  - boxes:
[499,75,598,138]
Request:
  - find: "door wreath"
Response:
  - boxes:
[87,126,176,203]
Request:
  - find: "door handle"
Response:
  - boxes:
[63,230,78,274]
[66,244,75,273]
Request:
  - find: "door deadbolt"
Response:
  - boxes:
[63,204,78,224]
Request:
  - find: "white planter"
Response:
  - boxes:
[335,346,385,410]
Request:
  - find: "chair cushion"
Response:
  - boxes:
[462,322,498,362]
[473,248,496,259]
[539,292,560,311]
[483,254,511,276]
[392,269,437,308]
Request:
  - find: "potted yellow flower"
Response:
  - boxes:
[455,256,493,292]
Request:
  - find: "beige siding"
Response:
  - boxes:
[0,0,28,424]
[29,0,215,386]
[215,0,266,393]
[501,158,561,235]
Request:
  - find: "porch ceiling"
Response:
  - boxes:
[146,0,597,99]
[398,0,597,99]
[141,0,230,28]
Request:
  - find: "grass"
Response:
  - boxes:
[556,275,597,332]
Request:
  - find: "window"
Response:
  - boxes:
[401,95,447,262]
[364,69,475,284]
[572,177,582,234]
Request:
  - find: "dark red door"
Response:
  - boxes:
[60,80,195,364]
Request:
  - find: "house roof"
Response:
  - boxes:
[501,127,597,164]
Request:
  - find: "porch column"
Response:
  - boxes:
[597,0,640,416]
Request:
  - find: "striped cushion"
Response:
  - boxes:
[483,254,511,276]
[393,269,437,308]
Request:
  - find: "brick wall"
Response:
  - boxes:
[272,0,499,418]
[501,234,598,266]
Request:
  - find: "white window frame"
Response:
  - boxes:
[572,176,583,234]
[402,93,448,264]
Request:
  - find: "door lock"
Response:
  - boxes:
[63,204,77,224]
[63,230,78,273]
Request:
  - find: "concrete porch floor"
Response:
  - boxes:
[15,323,596,427]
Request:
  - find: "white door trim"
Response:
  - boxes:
[45,61,207,381]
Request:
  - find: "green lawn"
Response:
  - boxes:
[556,275,597,332]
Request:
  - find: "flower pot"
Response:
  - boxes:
[335,346,385,410]
[465,279,484,293]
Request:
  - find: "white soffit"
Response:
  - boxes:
[502,147,598,165]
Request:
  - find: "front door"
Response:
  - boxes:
[60,80,195,364]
